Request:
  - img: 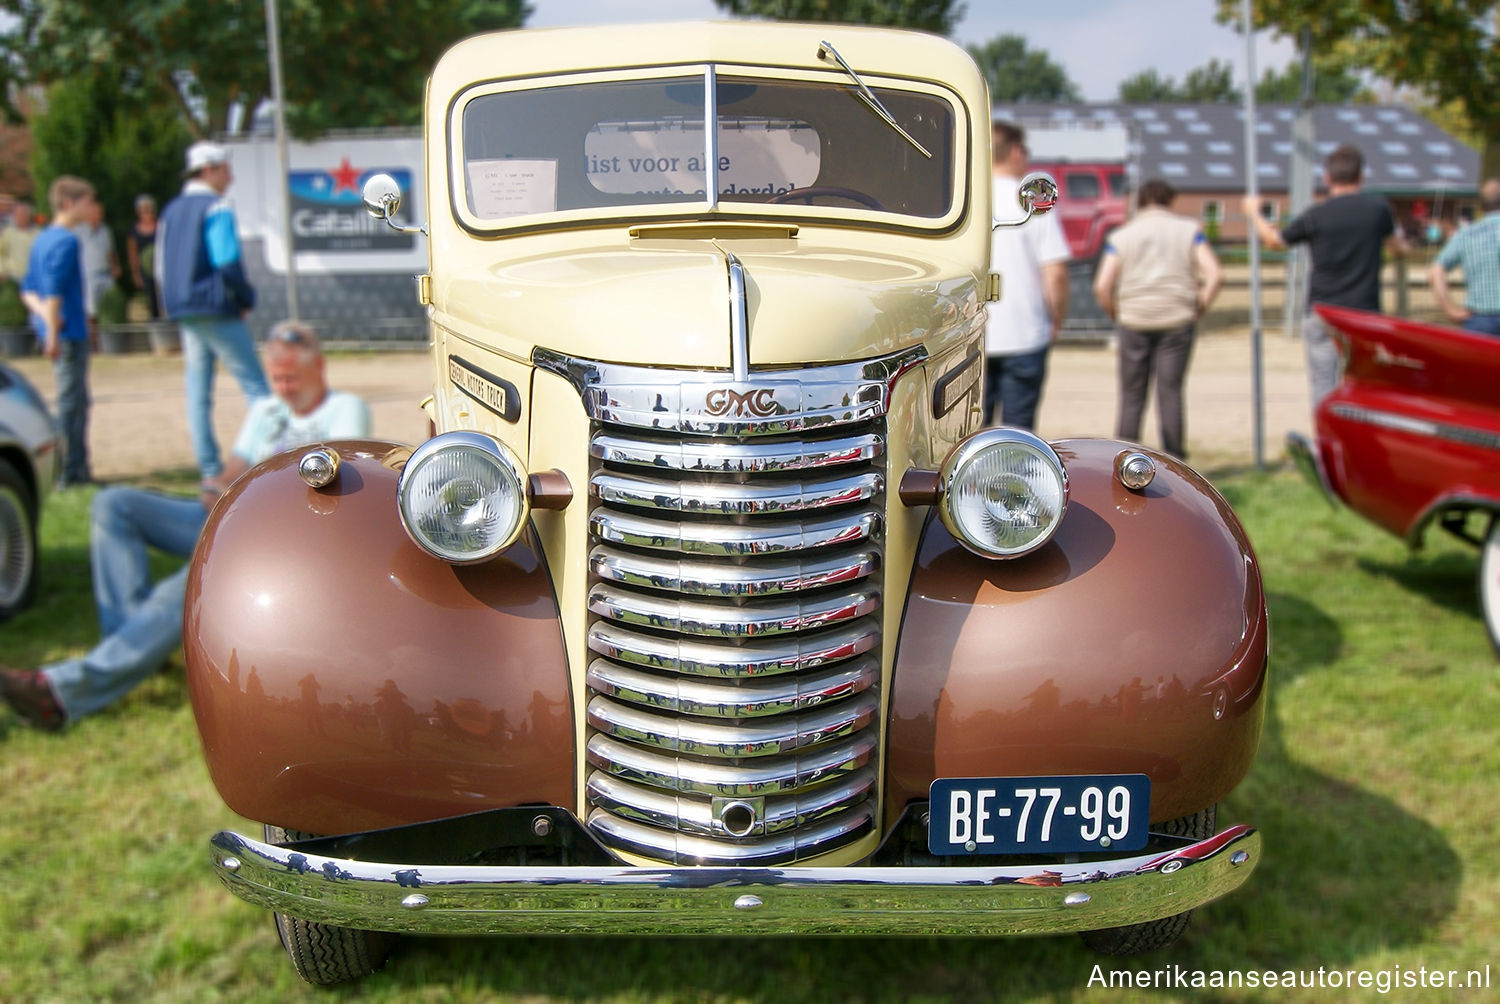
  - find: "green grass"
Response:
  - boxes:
[2,468,1497,1002]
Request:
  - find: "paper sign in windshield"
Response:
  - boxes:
[584,120,820,198]
[467,159,558,217]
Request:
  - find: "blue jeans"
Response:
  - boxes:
[179,315,269,480]
[41,487,207,721]
[1463,313,1500,336]
[54,337,91,483]
[983,346,1050,431]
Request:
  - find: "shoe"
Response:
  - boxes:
[0,667,66,731]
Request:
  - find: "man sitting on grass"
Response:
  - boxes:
[0,322,370,730]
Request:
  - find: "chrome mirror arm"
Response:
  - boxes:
[992,171,1059,231]
[362,173,428,236]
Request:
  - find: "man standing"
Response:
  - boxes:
[0,201,38,284]
[985,121,1070,431]
[0,323,370,730]
[72,198,119,323]
[1243,144,1407,404]
[20,177,96,487]
[1093,178,1223,459]
[157,140,270,486]
[1429,178,1500,336]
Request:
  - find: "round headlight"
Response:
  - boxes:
[398,431,529,563]
[937,429,1068,558]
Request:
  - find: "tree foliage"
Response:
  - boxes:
[1118,59,1239,103]
[1117,69,1179,103]
[967,34,1081,103]
[0,1,530,138]
[712,0,962,33]
[29,72,191,292]
[1217,0,1500,175]
[1254,59,1367,103]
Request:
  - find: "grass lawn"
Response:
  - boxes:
[1,466,1496,1002]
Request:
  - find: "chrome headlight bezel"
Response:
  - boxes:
[937,428,1069,558]
[397,431,529,564]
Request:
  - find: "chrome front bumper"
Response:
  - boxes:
[209,823,1260,936]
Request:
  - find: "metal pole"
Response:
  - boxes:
[265,0,299,320]
[1243,0,1265,470]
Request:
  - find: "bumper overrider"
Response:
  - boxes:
[210,808,1260,936]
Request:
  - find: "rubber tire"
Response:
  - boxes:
[1479,515,1500,656]
[264,825,397,985]
[0,457,38,622]
[1078,805,1216,955]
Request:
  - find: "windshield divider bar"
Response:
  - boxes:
[705,64,719,211]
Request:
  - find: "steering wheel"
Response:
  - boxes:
[766,186,886,211]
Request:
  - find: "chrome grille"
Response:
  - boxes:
[585,417,886,865]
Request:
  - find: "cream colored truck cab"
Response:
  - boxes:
[186,22,1267,985]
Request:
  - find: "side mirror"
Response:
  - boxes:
[362,173,403,221]
[993,171,1059,230]
[362,173,427,236]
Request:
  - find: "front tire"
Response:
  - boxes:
[264,825,396,985]
[1479,515,1500,656]
[1079,805,1216,955]
[0,457,38,622]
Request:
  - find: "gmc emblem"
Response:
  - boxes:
[705,387,780,418]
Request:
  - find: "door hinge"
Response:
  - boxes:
[986,272,1002,302]
[416,274,432,305]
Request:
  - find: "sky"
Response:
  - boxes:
[524,0,1298,102]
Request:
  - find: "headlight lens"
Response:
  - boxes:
[938,429,1068,557]
[398,431,528,563]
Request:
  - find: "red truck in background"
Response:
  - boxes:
[1030,160,1129,263]
[1021,119,1133,264]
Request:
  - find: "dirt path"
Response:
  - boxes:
[7,325,1311,481]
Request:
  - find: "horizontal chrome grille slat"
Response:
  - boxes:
[587,692,880,758]
[587,618,879,678]
[585,803,875,865]
[591,508,879,555]
[586,731,877,796]
[590,545,878,597]
[588,583,879,637]
[592,432,884,473]
[591,470,883,516]
[586,769,877,837]
[586,656,878,718]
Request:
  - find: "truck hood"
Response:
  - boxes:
[438,241,980,369]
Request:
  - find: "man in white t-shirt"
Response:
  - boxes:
[0,322,372,730]
[984,121,1070,431]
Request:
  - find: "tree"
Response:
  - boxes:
[1117,69,1181,103]
[1218,0,1500,176]
[1117,60,1240,103]
[712,0,962,33]
[1255,60,1367,103]
[967,34,1081,103]
[0,1,530,139]
[1181,58,1240,103]
[29,73,191,297]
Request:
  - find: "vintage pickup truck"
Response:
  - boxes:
[183,21,1268,984]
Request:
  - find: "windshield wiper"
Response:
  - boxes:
[817,40,932,160]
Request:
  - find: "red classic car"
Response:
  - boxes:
[1289,304,1500,649]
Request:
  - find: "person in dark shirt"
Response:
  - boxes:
[1243,144,1408,404]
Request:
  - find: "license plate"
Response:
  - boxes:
[928,774,1151,855]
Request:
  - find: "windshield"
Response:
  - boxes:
[455,70,959,229]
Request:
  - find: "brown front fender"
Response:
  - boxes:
[183,440,574,836]
[887,439,1268,829]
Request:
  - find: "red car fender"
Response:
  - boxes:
[886,439,1268,830]
[183,440,575,836]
